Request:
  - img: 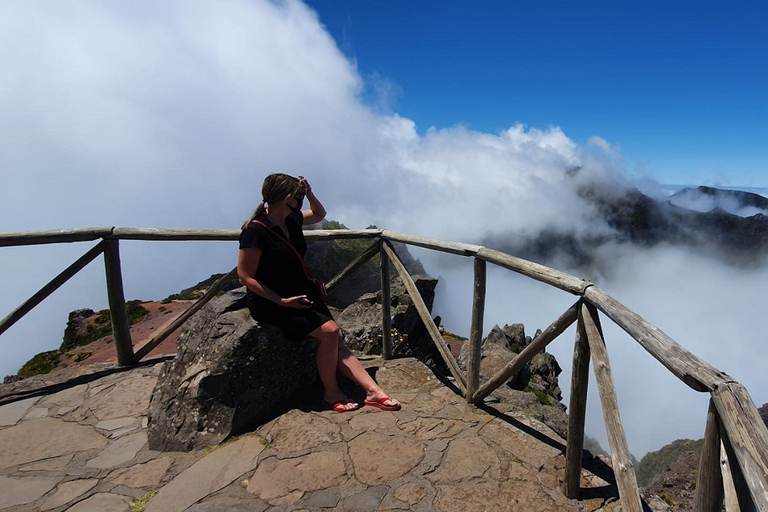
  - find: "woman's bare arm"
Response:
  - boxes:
[298,176,326,225]
[237,248,310,308]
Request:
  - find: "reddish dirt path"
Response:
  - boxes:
[57,300,195,369]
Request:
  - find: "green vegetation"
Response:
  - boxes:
[161,273,232,303]
[636,438,703,487]
[129,490,157,512]
[17,300,151,379]
[442,330,466,343]
[70,352,92,363]
[60,300,149,352]
[161,290,203,303]
[658,491,676,507]
[366,328,409,355]
[17,350,63,378]
[530,387,552,406]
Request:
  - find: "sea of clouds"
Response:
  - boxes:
[2,0,766,457]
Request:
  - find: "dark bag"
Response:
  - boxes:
[309,278,329,304]
[253,220,328,303]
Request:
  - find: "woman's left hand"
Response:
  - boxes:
[298,175,312,195]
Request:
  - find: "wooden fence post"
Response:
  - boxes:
[380,240,392,359]
[103,238,134,367]
[132,267,239,363]
[693,399,724,512]
[564,301,591,498]
[712,382,768,511]
[381,240,467,394]
[581,301,643,512]
[466,257,486,402]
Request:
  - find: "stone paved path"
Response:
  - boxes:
[0,357,628,511]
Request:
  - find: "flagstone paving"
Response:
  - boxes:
[0,357,632,511]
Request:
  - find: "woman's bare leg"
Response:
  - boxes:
[337,344,399,408]
[312,320,400,410]
[309,321,358,411]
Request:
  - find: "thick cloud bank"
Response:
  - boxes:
[2,0,766,456]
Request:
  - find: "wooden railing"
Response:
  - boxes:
[2,226,767,511]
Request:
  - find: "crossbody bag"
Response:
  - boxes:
[252,220,329,303]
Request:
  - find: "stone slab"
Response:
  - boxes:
[39,478,99,511]
[66,492,131,512]
[146,435,265,512]
[0,396,40,426]
[0,475,61,509]
[109,457,173,488]
[0,417,107,470]
[86,431,147,469]
[247,450,348,501]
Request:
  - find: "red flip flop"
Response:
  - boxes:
[323,399,359,413]
[364,396,401,411]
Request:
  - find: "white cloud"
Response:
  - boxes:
[1,0,765,458]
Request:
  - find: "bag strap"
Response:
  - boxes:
[252,220,315,279]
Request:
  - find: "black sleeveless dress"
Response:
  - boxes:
[238,210,333,339]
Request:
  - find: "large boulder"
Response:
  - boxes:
[460,323,562,401]
[336,274,438,361]
[459,323,568,437]
[147,288,319,452]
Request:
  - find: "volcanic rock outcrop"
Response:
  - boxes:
[336,274,438,361]
[146,288,319,452]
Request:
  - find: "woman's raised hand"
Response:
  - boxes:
[298,175,312,194]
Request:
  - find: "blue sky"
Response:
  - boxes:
[306,1,768,187]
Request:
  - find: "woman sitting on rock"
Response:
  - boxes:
[237,173,401,413]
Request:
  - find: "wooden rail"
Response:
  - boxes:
[2,226,767,511]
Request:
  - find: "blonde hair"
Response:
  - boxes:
[241,173,301,229]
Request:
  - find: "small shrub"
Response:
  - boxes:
[18,350,62,377]
[162,291,203,302]
[533,389,552,405]
[366,328,409,355]
[130,490,157,512]
[70,352,92,363]
[61,301,149,352]
[658,491,676,507]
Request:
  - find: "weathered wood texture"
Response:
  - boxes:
[466,257,486,402]
[114,228,382,241]
[103,239,133,366]
[306,229,383,241]
[0,228,113,247]
[712,382,768,511]
[381,241,467,394]
[694,400,724,512]
[111,228,239,241]
[0,241,106,336]
[380,241,393,360]
[581,302,643,512]
[584,286,731,393]
[720,439,743,512]
[476,247,591,295]
[471,301,579,404]
[133,267,239,363]
[381,230,482,256]
[564,304,592,499]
